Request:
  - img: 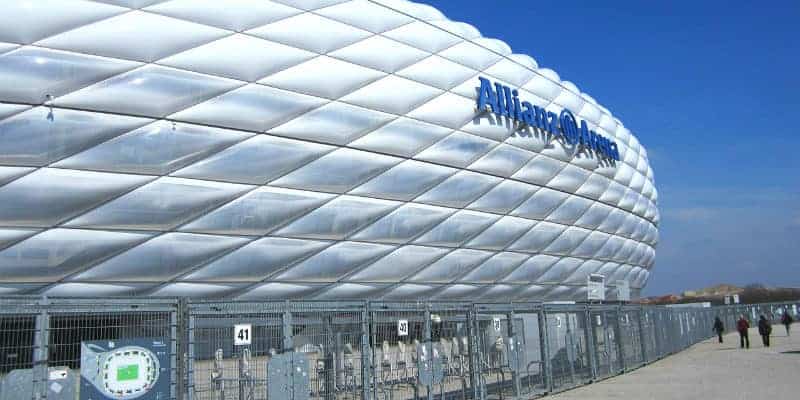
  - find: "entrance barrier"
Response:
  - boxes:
[0,298,797,399]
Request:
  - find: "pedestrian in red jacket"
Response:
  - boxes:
[737,315,750,349]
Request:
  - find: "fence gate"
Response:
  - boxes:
[369,303,473,400]
[618,308,644,370]
[474,304,546,400]
[0,298,40,399]
[587,306,620,379]
[542,306,592,393]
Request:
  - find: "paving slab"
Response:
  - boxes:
[549,327,800,400]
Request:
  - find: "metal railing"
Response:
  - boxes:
[0,297,796,400]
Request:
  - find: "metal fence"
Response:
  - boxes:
[0,297,797,400]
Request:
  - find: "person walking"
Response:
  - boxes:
[781,311,793,336]
[713,316,725,343]
[758,315,772,347]
[737,315,750,349]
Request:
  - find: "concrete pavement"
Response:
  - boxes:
[549,327,800,400]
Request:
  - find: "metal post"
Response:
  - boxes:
[539,307,553,394]
[324,315,335,400]
[424,306,432,400]
[187,314,196,400]
[613,308,626,372]
[507,310,521,397]
[360,304,371,400]
[637,308,647,366]
[467,307,483,400]
[584,306,597,381]
[171,301,179,400]
[32,297,49,400]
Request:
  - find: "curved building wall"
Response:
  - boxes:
[0,0,658,301]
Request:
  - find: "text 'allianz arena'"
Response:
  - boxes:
[0,0,658,301]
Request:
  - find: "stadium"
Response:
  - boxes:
[0,0,658,301]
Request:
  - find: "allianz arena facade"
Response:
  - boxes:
[0,0,658,301]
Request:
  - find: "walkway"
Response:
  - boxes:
[549,327,800,399]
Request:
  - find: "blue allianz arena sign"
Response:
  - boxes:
[476,77,621,161]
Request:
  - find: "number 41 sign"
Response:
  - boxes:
[234,324,252,346]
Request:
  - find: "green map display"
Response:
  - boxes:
[116,364,139,381]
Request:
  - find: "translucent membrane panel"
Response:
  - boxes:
[383,21,461,53]
[273,148,401,193]
[483,58,536,87]
[345,245,449,283]
[72,233,250,282]
[145,0,303,32]
[247,12,371,54]
[348,117,452,158]
[571,231,611,258]
[236,282,324,300]
[0,167,32,186]
[275,241,394,282]
[0,47,139,103]
[511,187,569,220]
[42,283,149,297]
[396,55,477,91]
[269,102,394,146]
[38,10,229,62]
[574,203,613,230]
[407,93,481,131]
[149,283,246,298]
[413,210,499,247]
[351,203,454,244]
[173,134,332,185]
[426,173,503,211]
[0,228,38,250]
[564,260,604,284]
[548,164,591,193]
[465,216,536,251]
[508,222,566,253]
[55,120,250,175]
[341,75,443,116]
[160,33,315,82]
[276,195,399,240]
[431,284,483,301]
[501,255,560,284]
[349,160,455,201]
[380,284,439,300]
[468,144,534,178]
[513,155,565,186]
[0,228,151,283]
[330,35,428,73]
[467,180,537,214]
[0,103,29,119]
[181,187,334,236]
[478,285,527,301]
[458,252,529,283]
[407,249,493,284]
[0,107,151,167]
[316,0,413,33]
[65,177,251,231]
[415,131,496,169]
[0,0,125,44]
[544,227,591,255]
[260,55,385,100]
[596,236,625,260]
[513,284,551,301]
[439,41,504,71]
[185,237,330,282]
[0,168,152,227]
[55,65,241,118]
[313,283,389,300]
[171,84,327,133]
[535,258,583,284]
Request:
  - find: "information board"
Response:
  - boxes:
[80,338,170,400]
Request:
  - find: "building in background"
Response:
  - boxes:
[0,0,658,301]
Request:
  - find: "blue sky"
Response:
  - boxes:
[424,0,800,295]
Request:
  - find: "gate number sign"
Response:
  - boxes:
[234,324,252,346]
[397,319,409,336]
[492,317,501,332]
